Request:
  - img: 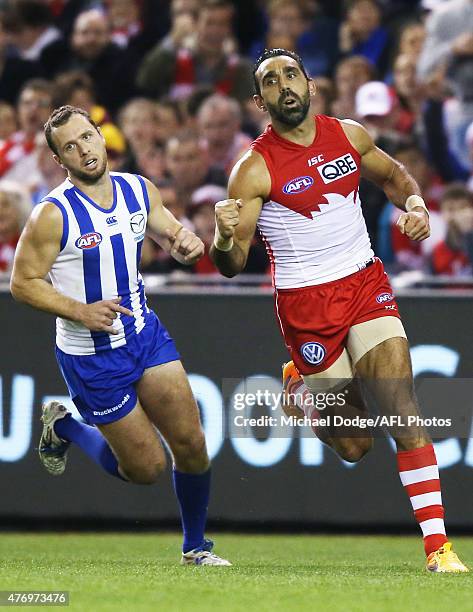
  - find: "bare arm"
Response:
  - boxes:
[144,177,204,265]
[209,150,269,277]
[11,202,133,334]
[341,120,430,241]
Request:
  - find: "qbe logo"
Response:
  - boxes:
[75,232,102,250]
[376,292,394,304]
[283,176,314,195]
[300,341,326,366]
[317,153,357,184]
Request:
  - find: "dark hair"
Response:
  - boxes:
[253,48,309,96]
[44,105,98,156]
[54,71,94,107]
[440,183,473,206]
[2,0,52,32]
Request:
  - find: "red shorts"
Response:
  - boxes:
[275,258,401,375]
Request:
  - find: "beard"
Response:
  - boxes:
[266,89,311,127]
[69,156,108,184]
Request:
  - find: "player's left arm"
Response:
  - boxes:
[142,177,204,265]
[341,120,430,241]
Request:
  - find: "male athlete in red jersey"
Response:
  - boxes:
[210,48,468,573]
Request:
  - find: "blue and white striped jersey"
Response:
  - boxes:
[44,172,151,355]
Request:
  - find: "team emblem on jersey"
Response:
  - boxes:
[130,213,145,234]
[283,176,314,195]
[300,341,326,365]
[317,153,357,184]
[376,292,394,304]
[75,232,102,250]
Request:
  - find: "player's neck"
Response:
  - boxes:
[69,167,114,210]
[271,114,316,147]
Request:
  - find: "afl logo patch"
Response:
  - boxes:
[75,232,102,250]
[283,176,314,195]
[376,292,394,304]
[300,341,326,366]
[130,213,145,234]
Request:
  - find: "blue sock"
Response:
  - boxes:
[173,468,211,553]
[54,414,127,481]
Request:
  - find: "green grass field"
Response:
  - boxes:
[1,533,472,611]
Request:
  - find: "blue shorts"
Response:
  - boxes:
[56,312,180,425]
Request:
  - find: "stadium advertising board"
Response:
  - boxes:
[1,291,473,527]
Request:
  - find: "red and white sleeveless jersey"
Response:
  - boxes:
[251,114,374,289]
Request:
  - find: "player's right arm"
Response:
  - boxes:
[10,202,133,335]
[209,150,270,277]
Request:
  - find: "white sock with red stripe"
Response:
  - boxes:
[397,443,447,556]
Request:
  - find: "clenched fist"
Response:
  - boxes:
[214,199,244,248]
[397,210,430,241]
[165,226,204,264]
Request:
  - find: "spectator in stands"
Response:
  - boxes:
[188,185,227,274]
[165,130,227,211]
[105,0,142,49]
[136,0,254,103]
[331,55,374,120]
[310,77,335,117]
[0,103,17,143]
[117,97,165,179]
[140,180,192,273]
[355,80,404,153]
[431,184,473,276]
[31,133,67,205]
[339,0,390,75]
[2,0,61,62]
[53,70,126,169]
[0,180,31,275]
[197,94,252,176]
[155,98,183,146]
[188,184,268,274]
[40,9,138,113]
[392,53,424,133]
[417,0,473,167]
[397,21,426,60]
[0,79,53,190]
[249,0,304,58]
[159,181,191,227]
[378,142,445,271]
[160,0,200,52]
[0,11,38,105]
[355,80,405,249]
[249,0,339,77]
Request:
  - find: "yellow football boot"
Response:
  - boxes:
[426,542,469,573]
[282,361,306,418]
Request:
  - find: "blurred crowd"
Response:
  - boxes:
[1,0,473,279]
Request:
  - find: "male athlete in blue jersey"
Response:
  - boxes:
[11,105,231,566]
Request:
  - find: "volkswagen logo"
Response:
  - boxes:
[300,342,326,365]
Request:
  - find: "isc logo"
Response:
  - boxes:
[283,176,314,195]
[75,232,102,250]
[317,154,357,184]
